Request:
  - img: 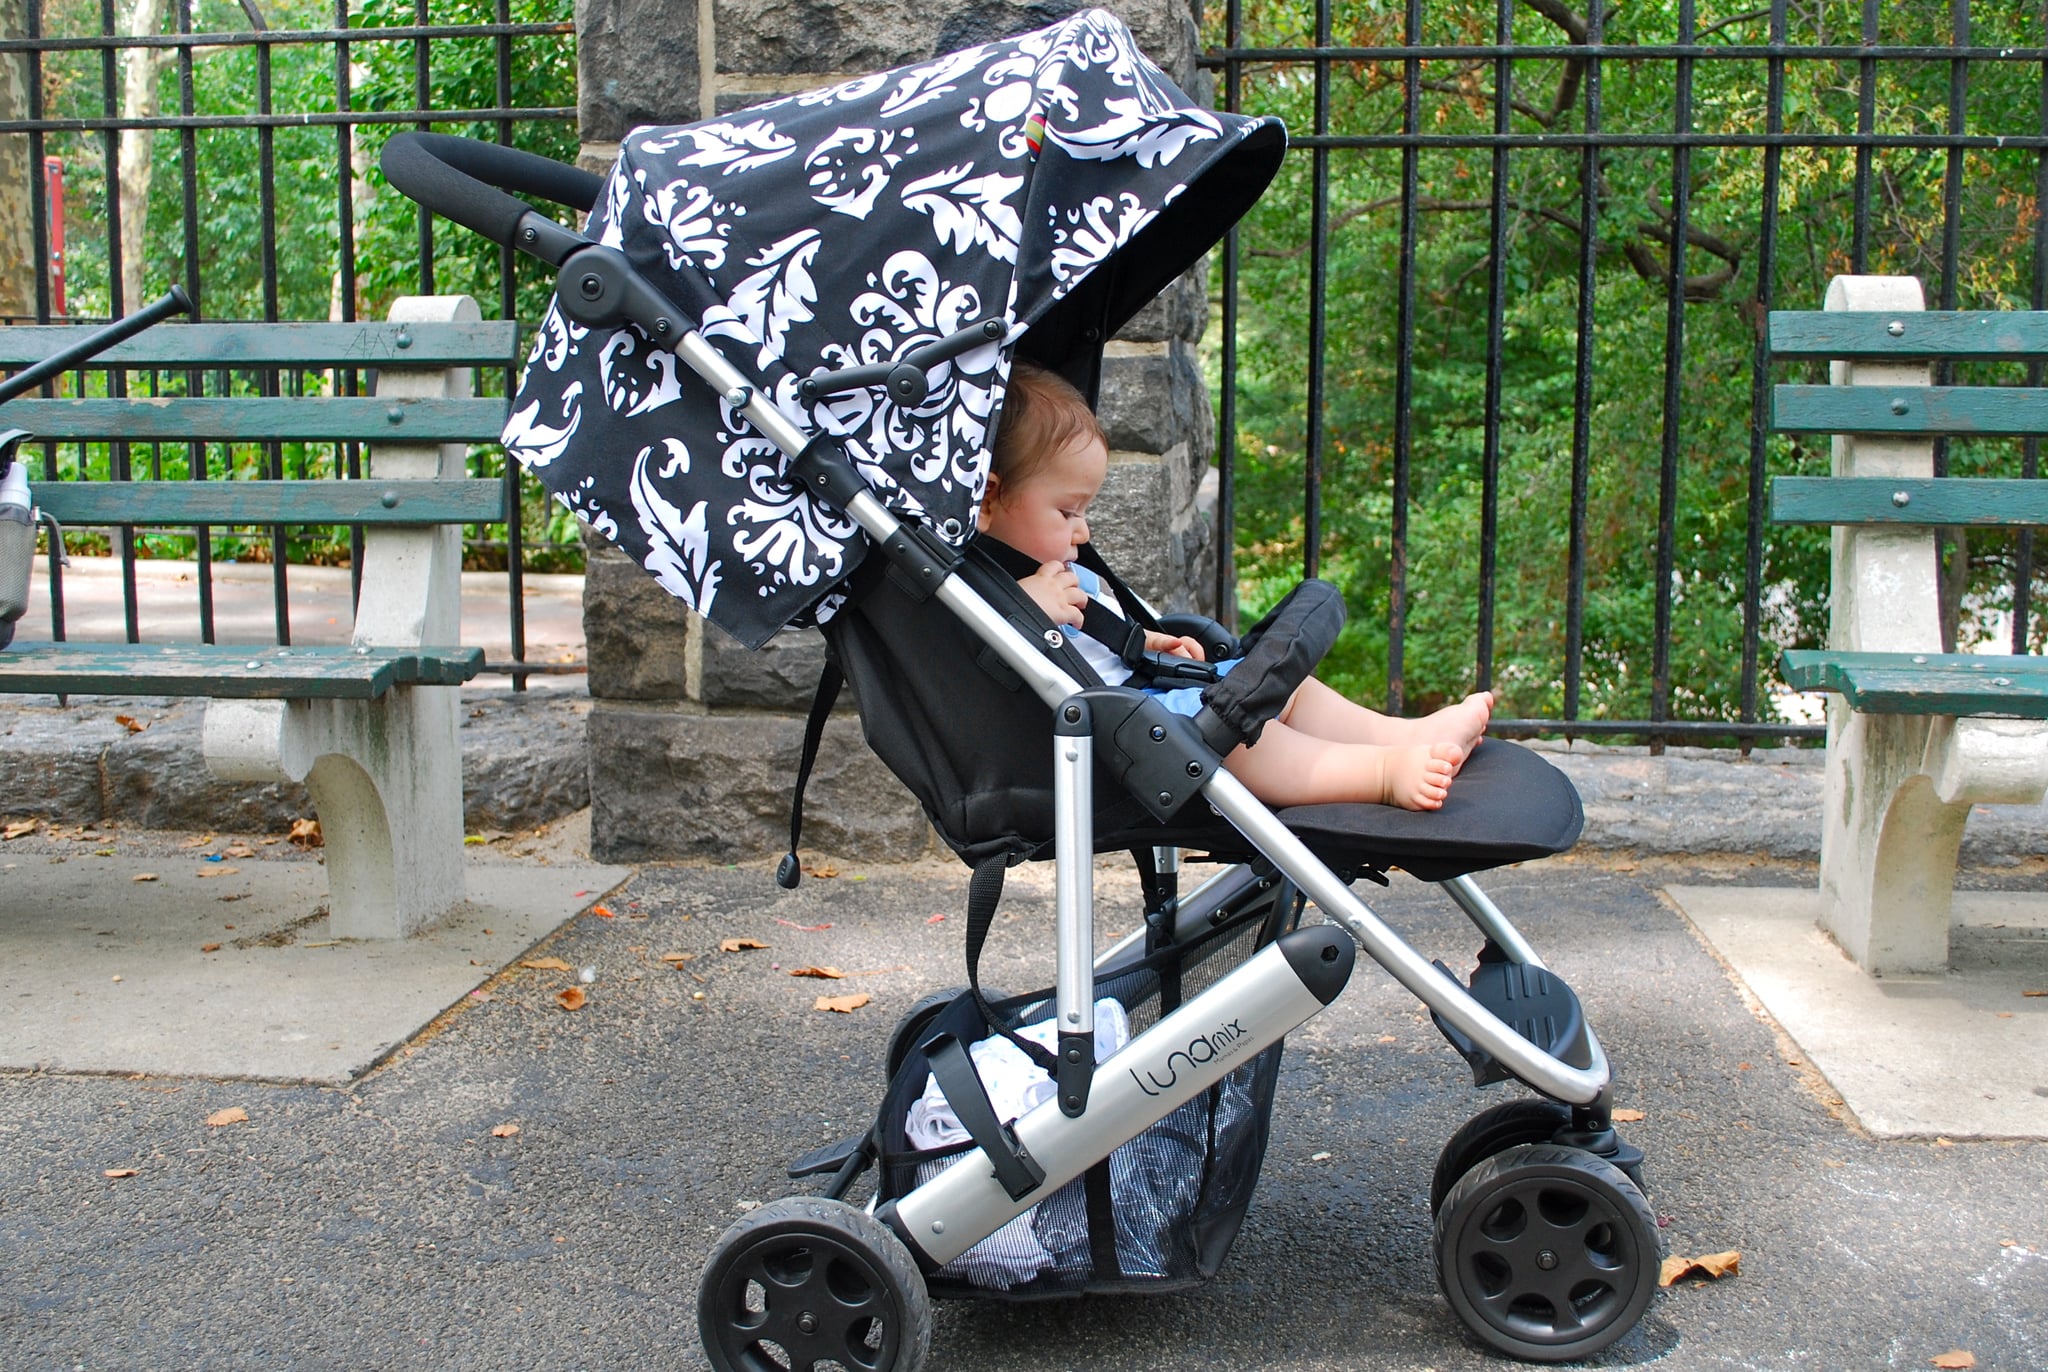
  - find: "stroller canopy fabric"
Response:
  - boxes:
[503,9,1284,647]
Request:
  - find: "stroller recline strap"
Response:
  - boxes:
[923,1031,1048,1203]
[777,656,845,890]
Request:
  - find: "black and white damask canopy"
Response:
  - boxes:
[503,8,1284,648]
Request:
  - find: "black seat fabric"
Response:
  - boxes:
[824,544,1582,881]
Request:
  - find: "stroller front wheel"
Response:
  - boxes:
[698,1195,932,1372]
[1434,1143,1660,1363]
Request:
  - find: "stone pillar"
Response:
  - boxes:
[574,0,1220,863]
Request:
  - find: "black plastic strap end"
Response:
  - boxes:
[775,852,802,889]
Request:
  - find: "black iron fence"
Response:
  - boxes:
[0,0,576,683]
[1206,0,2047,743]
[1,2,2040,733]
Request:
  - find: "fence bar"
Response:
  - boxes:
[1740,3,1789,749]
[1474,0,1512,693]
[1853,0,1876,271]
[2024,7,2048,655]
[1649,0,1697,749]
[1302,0,1329,582]
[1216,0,1243,629]
[1564,1,1602,729]
[1386,0,1423,716]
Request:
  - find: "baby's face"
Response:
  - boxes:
[978,431,1108,566]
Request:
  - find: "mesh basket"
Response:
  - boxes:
[874,886,1299,1299]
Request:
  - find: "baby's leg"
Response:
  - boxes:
[1283,678,1493,758]
[1225,720,1463,811]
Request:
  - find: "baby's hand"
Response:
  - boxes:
[1020,561,1087,628]
[1144,629,1206,662]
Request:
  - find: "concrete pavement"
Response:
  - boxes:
[2,850,2043,1370]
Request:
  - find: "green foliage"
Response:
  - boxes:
[27,1,581,571]
[1211,0,2048,728]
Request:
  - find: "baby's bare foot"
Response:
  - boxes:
[1415,691,1493,763]
[1376,742,1463,810]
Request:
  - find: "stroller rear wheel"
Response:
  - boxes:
[698,1196,931,1372]
[1430,1097,1574,1215]
[1434,1143,1660,1363]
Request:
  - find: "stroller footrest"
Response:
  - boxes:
[788,1132,867,1179]
[1431,951,1593,1088]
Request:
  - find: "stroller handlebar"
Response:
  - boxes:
[381,133,603,266]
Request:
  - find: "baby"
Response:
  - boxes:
[976,361,1491,811]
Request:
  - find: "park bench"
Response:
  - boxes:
[0,295,518,939]
[1768,273,2048,975]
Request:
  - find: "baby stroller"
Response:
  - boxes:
[384,11,1658,1366]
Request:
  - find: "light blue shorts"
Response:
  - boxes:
[1146,655,1238,718]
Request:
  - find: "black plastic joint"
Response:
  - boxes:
[874,1201,941,1275]
[1277,924,1355,1005]
[513,209,588,268]
[1073,687,1225,821]
[877,522,962,601]
[787,432,871,511]
[553,243,688,338]
[1056,1031,1095,1117]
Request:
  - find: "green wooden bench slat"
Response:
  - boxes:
[1773,383,2048,437]
[0,321,521,370]
[0,643,485,700]
[32,478,508,526]
[1769,309,2048,360]
[1779,649,2048,719]
[1769,476,2048,527]
[0,396,509,444]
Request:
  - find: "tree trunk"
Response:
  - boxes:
[119,0,169,315]
[0,0,38,319]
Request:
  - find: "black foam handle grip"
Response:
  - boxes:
[381,132,604,249]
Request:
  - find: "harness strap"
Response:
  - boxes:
[923,1031,1047,1202]
[776,655,844,890]
[965,852,1059,1075]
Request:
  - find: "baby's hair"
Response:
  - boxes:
[991,360,1105,490]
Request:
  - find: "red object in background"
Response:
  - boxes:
[43,156,65,316]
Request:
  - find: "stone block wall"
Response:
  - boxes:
[573,0,1220,863]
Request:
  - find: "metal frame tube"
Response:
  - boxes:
[1053,713,1095,1040]
[1441,873,1545,969]
[1202,768,1608,1104]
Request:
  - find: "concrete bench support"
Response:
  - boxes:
[1814,275,2048,974]
[202,295,479,939]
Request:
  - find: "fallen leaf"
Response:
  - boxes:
[1935,1137,1956,1148]
[591,905,614,919]
[520,957,575,972]
[205,1107,249,1128]
[491,1123,520,1138]
[774,918,833,931]
[555,986,587,1011]
[222,844,255,859]
[814,992,871,1013]
[1,819,35,840]
[719,938,769,953]
[463,834,487,846]
[133,873,158,883]
[114,714,147,733]
[287,817,323,849]
[2023,990,2047,998]
[1612,1107,1647,1123]
[789,966,845,979]
[1658,1250,1740,1287]
[1932,1353,1976,1370]
[103,1168,138,1179]
[659,952,695,966]
[200,943,221,953]
[195,866,240,880]
[804,862,840,878]
[180,833,216,848]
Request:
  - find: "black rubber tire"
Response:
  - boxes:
[698,1196,931,1372]
[1430,1097,1575,1215]
[1434,1143,1661,1364]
